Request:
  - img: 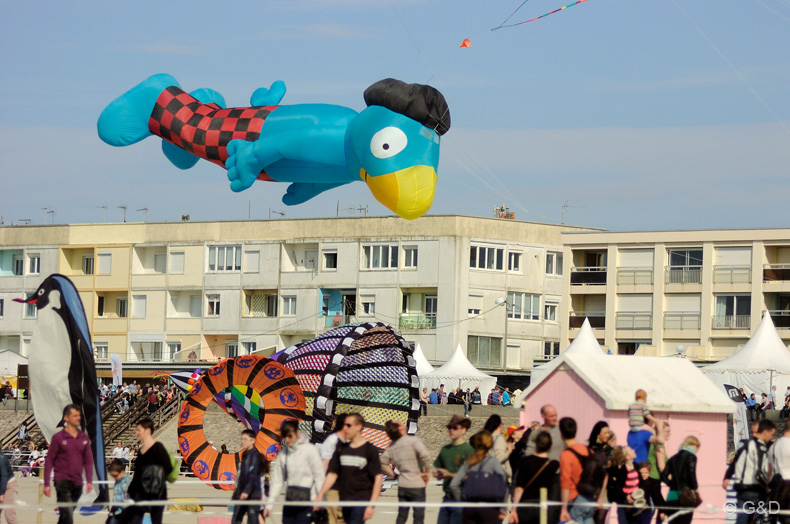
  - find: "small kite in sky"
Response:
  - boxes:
[460,38,471,48]
[492,0,590,29]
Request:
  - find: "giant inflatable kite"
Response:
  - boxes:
[97,75,451,220]
[14,275,109,503]
[177,355,305,490]
[274,322,421,451]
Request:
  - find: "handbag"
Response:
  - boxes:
[462,456,508,502]
[283,446,313,502]
[678,488,702,508]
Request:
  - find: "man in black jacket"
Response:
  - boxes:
[231,429,264,524]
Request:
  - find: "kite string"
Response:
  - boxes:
[497,0,590,28]
[491,0,532,31]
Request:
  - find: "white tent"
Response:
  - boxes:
[703,312,790,395]
[420,344,498,404]
[413,343,435,376]
[516,318,605,405]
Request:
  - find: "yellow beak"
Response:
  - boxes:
[361,166,437,220]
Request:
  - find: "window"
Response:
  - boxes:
[507,292,540,320]
[97,296,105,317]
[544,341,560,358]
[361,296,376,316]
[169,252,185,274]
[546,252,564,275]
[227,342,239,358]
[154,253,167,274]
[242,341,257,355]
[97,253,112,275]
[714,294,751,328]
[470,245,504,270]
[0,298,4,318]
[362,245,398,269]
[208,245,241,272]
[404,247,418,268]
[669,249,703,268]
[207,294,221,317]
[116,297,128,318]
[282,296,297,316]
[545,303,558,321]
[323,251,338,270]
[12,255,23,276]
[24,293,37,318]
[244,251,260,273]
[467,336,502,368]
[425,295,438,317]
[94,343,108,360]
[247,292,278,317]
[83,255,94,275]
[508,252,522,272]
[468,308,481,316]
[28,254,41,275]
[132,295,147,318]
[189,295,202,317]
[322,296,330,316]
[167,341,181,360]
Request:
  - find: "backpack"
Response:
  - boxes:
[462,456,508,502]
[568,447,608,498]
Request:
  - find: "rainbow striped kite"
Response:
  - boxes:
[492,0,589,29]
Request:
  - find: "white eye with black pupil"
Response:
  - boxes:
[38,289,44,296]
[370,127,407,159]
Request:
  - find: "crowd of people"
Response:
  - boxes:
[98,381,178,415]
[419,385,520,417]
[739,386,790,422]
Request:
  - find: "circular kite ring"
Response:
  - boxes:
[177,355,305,490]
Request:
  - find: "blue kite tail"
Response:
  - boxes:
[98,74,180,147]
[161,87,227,170]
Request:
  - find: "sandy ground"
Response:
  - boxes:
[4,475,453,524]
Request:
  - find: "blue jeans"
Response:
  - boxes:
[570,494,596,524]
[437,496,463,524]
[283,506,312,524]
[735,489,765,524]
[342,506,367,524]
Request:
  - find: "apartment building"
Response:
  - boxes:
[562,228,790,360]
[0,216,591,376]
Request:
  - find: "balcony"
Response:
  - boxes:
[712,315,750,330]
[764,264,790,282]
[569,311,605,329]
[616,268,654,286]
[570,267,607,286]
[769,310,790,329]
[398,315,437,330]
[665,267,702,285]
[324,314,361,328]
[615,312,653,330]
[713,266,751,285]
[663,312,702,330]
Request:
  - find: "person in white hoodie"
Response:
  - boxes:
[266,420,325,524]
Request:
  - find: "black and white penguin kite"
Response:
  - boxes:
[15,274,109,503]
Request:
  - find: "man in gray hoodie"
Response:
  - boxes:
[380,420,431,524]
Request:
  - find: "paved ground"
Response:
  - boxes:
[6,475,451,524]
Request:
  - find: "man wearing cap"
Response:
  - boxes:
[433,415,473,524]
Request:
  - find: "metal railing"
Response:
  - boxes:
[568,311,606,328]
[398,314,437,329]
[615,312,653,330]
[764,264,790,282]
[663,312,702,330]
[712,315,751,329]
[665,266,702,284]
[713,265,751,284]
[324,314,359,328]
[570,266,607,285]
[769,310,790,328]
[616,267,654,286]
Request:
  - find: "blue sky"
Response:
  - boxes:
[1,0,789,230]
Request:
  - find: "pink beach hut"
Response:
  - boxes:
[517,348,736,522]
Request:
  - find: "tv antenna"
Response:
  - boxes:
[357,205,368,217]
[18,219,32,225]
[118,205,127,223]
[97,205,108,222]
[561,201,585,224]
[42,206,56,224]
[136,207,149,222]
[269,209,285,219]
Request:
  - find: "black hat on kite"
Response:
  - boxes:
[364,78,451,136]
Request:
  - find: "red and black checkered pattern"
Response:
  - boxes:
[148,86,277,180]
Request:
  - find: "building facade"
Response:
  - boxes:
[0,216,590,376]
[563,228,790,360]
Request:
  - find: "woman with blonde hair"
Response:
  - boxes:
[450,431,508,524]
[661,436,701,524]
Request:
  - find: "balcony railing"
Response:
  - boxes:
[615,312,653,330]
[764,264,790,282]
[617,268,654,286]
[665,266,702,285]
[569,311,606,328]
[663,312,701,330]
[712,315,750,330]
[570,267,607,285]
[399,314,437,330]
[769,310,790,328]
[713,266,751,284]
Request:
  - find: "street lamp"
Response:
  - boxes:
[675,343,688,358]
[496,296,508,370]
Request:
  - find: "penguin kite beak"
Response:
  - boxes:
[13,297,37,304]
